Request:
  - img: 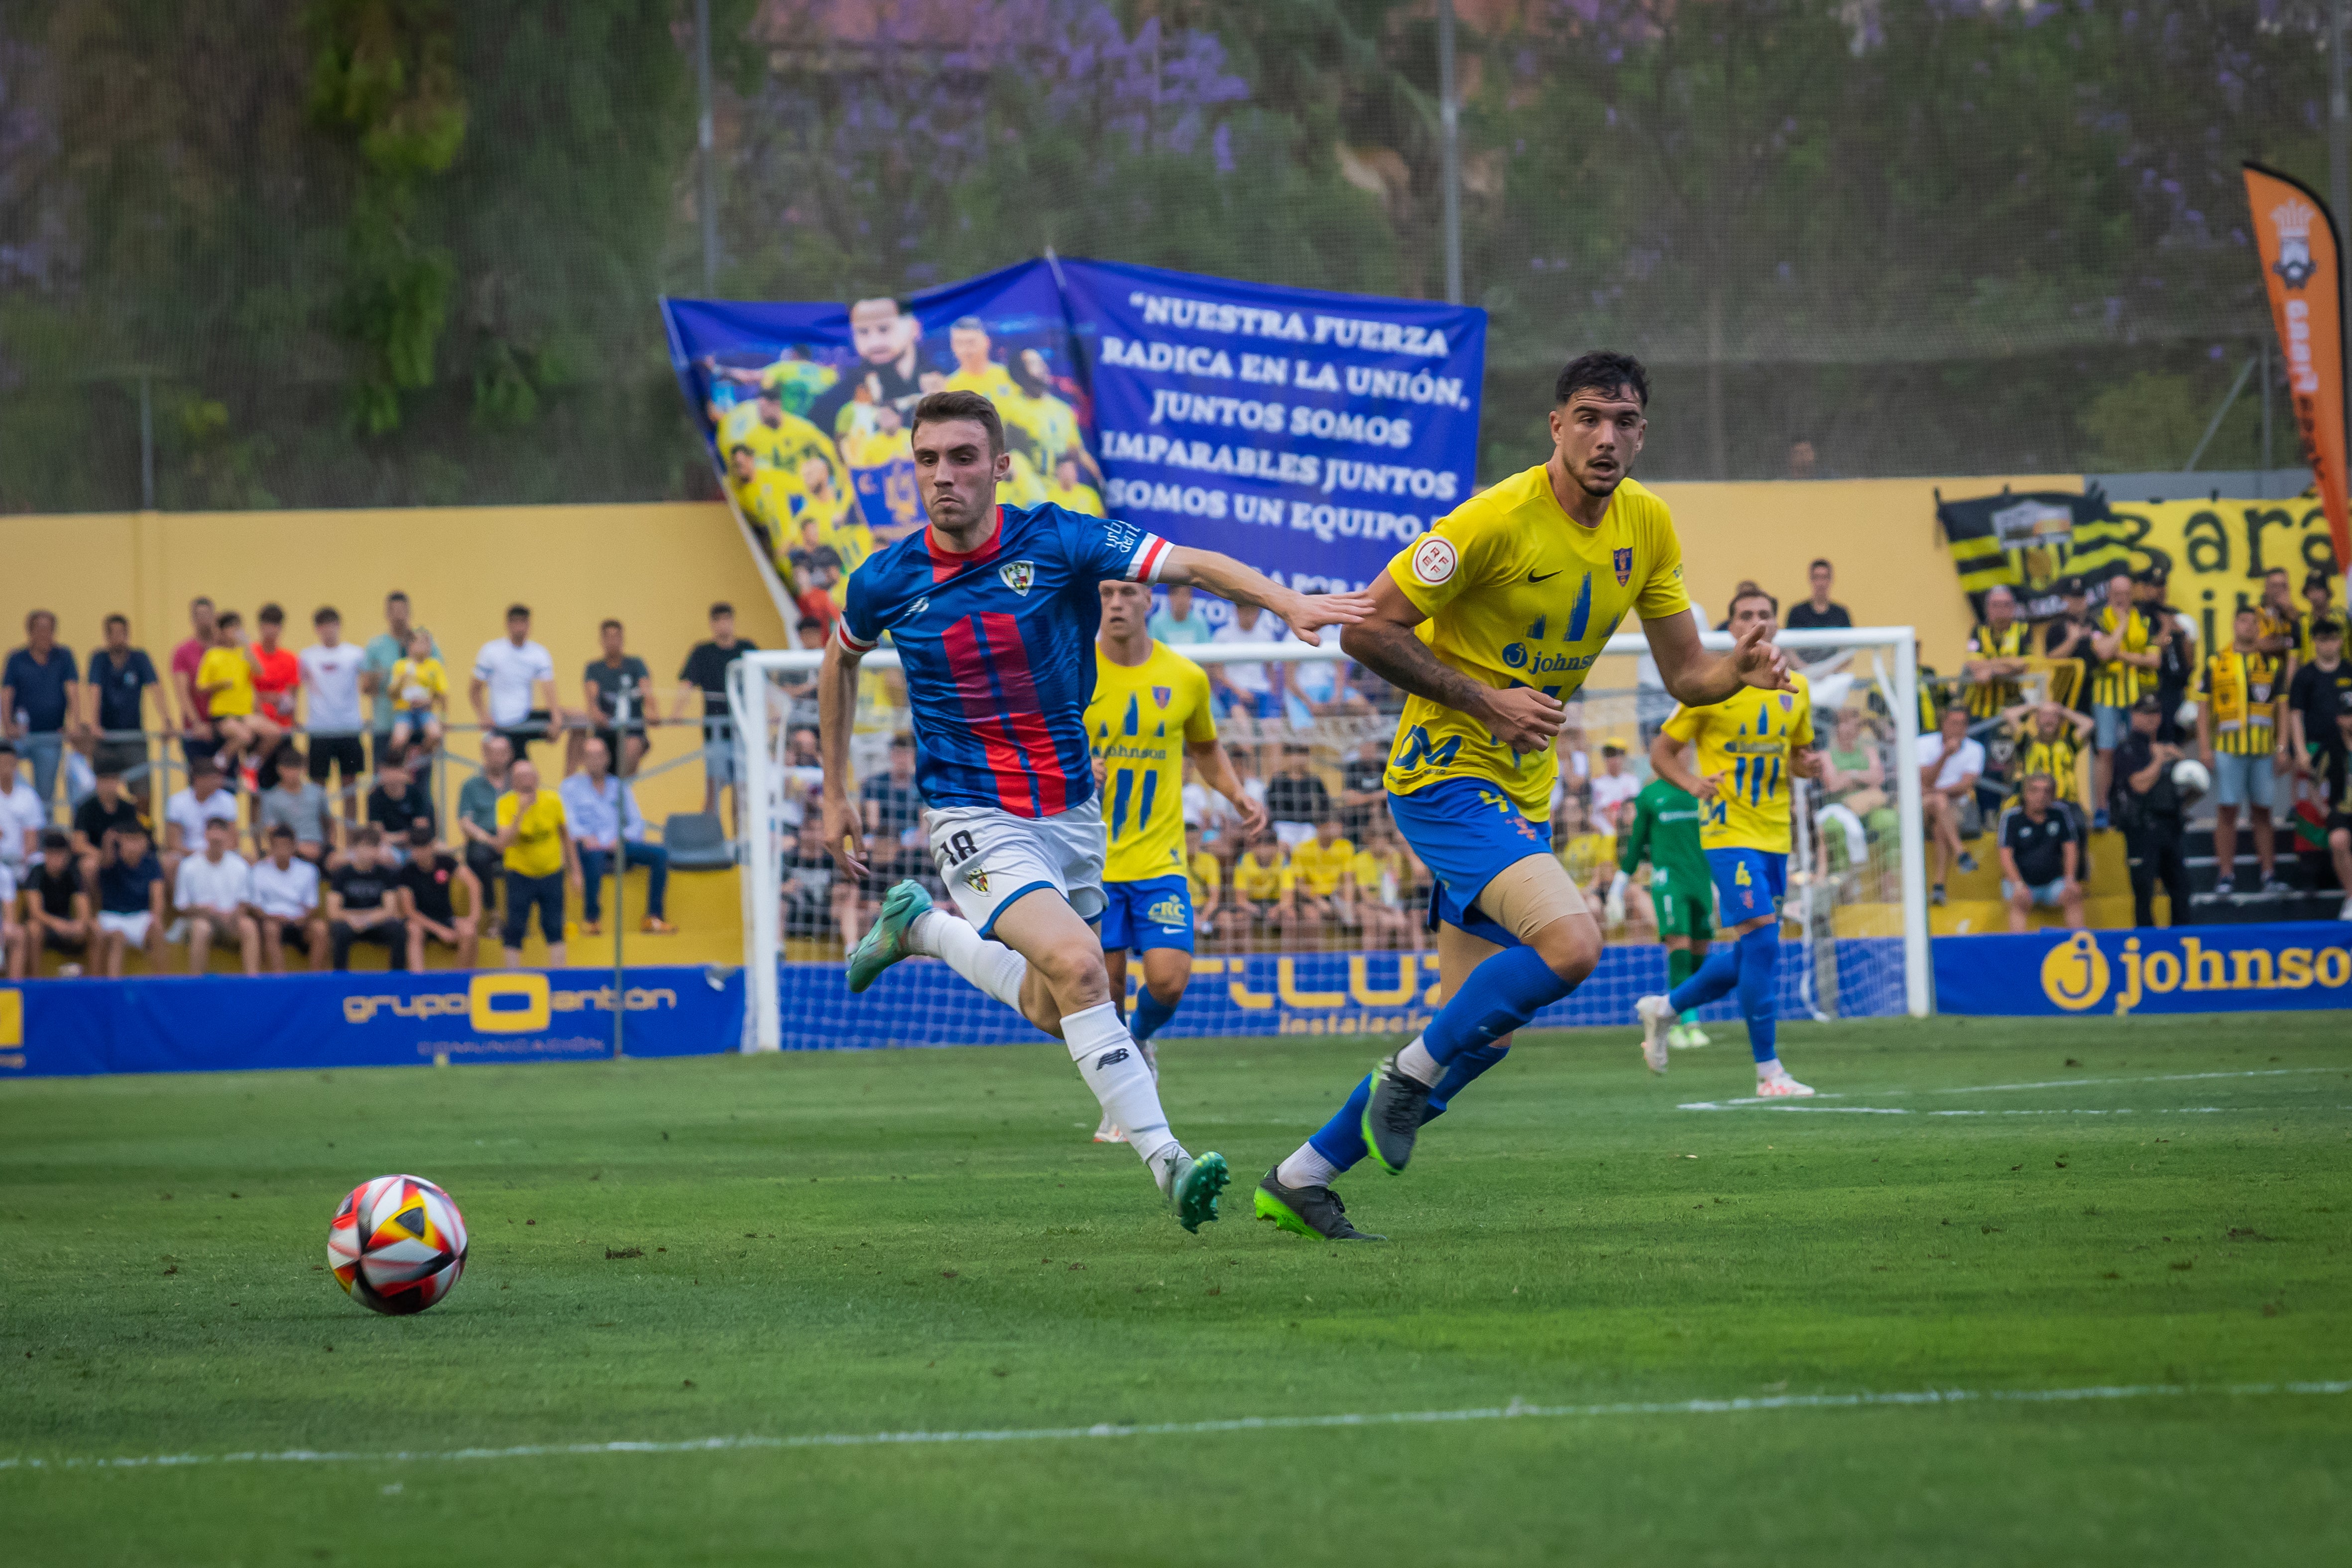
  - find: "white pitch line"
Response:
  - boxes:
[1937,1067,2339,1095]
[1676,1102,2260,1115]
[2,1381,2346,1474]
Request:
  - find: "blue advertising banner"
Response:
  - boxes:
[1934,924,2352,1017]
[0,967,742,1079]
[660,257,1486,611]
[1057,256,1485,594]
[769,940,1902,1052]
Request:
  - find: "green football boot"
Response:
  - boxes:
[1253,1167,1383,1241]
[846,879,931,994]
[1165,1151,1231,1233]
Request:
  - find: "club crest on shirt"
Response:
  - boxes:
[1152,686,1172,709]
[1779,692,1795,711]
[999,560,1035,596]
[1612,547,1633,587]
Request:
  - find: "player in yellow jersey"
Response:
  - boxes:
[726,445,805,583]
[721,387,852,501]
[1083,579,1267,1142]
[1638,588,1823,1096]
[1260,352,1791,1241]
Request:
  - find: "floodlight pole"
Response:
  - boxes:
[1438,0,1463,306]
[611,689,628,1061]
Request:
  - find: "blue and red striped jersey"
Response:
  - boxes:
[837,502,1172,816]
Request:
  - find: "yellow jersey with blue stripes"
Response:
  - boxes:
[1383,467,1692,815]
[1661,673,1816,855]
[1086,642,1216,883]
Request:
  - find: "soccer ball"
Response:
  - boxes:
[328,1175,470,1315]
[2170,757,2212,797]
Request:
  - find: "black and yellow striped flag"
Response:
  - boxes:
[1934,487,2116,617]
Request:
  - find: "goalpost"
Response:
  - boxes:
[728,625,1931,1051]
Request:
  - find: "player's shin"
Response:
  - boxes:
[1128,986,1179,1044]
[907,910,1030,1009]
[1063,1001,1182,1175]
[1396,945,1564,1084]
[1281,1039,1508,1190]
[1736,923,1779,1066]
[1668,944,1741,1014]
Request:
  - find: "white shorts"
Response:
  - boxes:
[97,911,152,945]
[927,798,1106,939]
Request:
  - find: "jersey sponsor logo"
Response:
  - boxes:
[1410,536,1457,586]
[1502,642,1528,669]
[1613,547,1633,587]
[1393,724,1462,771]
[999,561,1035,596]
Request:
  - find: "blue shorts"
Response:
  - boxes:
[1099,874,1194,955]
[1389,779,1552,946]
[1706,847,1786,928]
[2213,749,2275,810]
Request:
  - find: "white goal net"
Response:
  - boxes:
[727,624,1930,1051]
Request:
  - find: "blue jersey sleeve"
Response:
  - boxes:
[837,556,885,653]
[1057,504,1171,586]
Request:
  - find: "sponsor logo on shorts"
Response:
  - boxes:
[1409,536,1457,586]
[1146,896,1185,925]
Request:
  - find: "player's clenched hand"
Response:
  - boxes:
[1275,590,1378,646]
[1477,685,1566,753]
[1691,770,1726,803]
[1731,618,1793,691]
[822,795,870,879]
[1091,754,1108,791]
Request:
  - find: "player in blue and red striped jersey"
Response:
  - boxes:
[817,390,1371,1232]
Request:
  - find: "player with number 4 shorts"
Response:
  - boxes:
[1256,352,1795,1243]
[818,389,1371,1232]
[1636,587,1823,1097]
[1611,774,1714,1053]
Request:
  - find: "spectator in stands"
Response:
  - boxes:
[675,603,758,832]
[161,761,239,881]
[326,827,407,970]
[84,614,163,808]
[1917,704,1985,906]
[2112,694,2190,927]
[2299,570,2341,664]
[300,606,369,830]
[386,627,448,764]
[399,818,481,969]
[2326,693,2352,922]
[1289,815,1357,933]
[0,856,20,979]
[1149,584,1215,647]
[1232,824,1295,947]
[2289,616,2352,793]
[171,597,221,781]
[1334,743,1387,844]
[580,619,653,777]
[21,829,91,975]
[1208,601,1288,726]
[1962,586,2030,722]
[1264,744,1330,849]
[2042,575,2096,705]
[2001,701,2095,842]
[175,816,257,975]
[247,825,326,972]
[2,609,81,812]
[1286,648,1365,723]
[2088,571,2165,827]
[1589,739,1641,832]
[1998,772,2085,933]
[258,758,332,865]
[1786,559,1850,629]
[470,604,560,760]
[363,757,434,856]
[788,519,845,630]
[94,822,165,976]
[0,742,42,878]
[860,732,925,875]
[70,768,146,888]
[1351,819,1423,953]
[195,610,275,779]
[2255,567,2300,660]
[495,758,578,968]
[362,592,437,770]
[458,732,514,916]
[2195,604,2287,897]
[560,735,674,937]
[778,623,825,730]
[1553,792,1617,906]
[1815,708,1890,879]
[248,604,300,789]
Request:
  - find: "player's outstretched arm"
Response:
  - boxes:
[816,635,871,878]
[1642,610,1791,707]
[1339,574,1564,752]
[1157,547,1374,645]
[1187,738,1269,841]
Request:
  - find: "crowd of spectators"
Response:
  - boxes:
[0,592,757,979]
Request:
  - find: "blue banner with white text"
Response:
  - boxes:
[0,967,742,1079]
[661,257,1486,605]
[1934,925,2352,1017]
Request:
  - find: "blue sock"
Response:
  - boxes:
[1129,987,1178,1044]
[1420,945,1570,1069]
[1737,924,1778,1063]
[1304,1043,1512,1175]
[1668,945,1741,1016]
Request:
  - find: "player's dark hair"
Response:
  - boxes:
[258,603,284,625]
[1729,586,1778,618]
[103,612,128,631]
[600,618,622,634]
[1808,558,1832,575]
[710,602,734,618]
[506,603,530,621]
[912,389,1005,457]
[1555,351,1648,408]
[385,590,408,605]
[314,605,340,624]
[215,610,241,629]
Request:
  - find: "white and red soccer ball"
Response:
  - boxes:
[328,1175,469,1315]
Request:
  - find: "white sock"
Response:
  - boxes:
[1276,1143,1341,1191]
[1757,1058,1783,1080]
[1063,1002,1182,1174]
[1396,1035,1442,1088]
[908,911,1029,1010]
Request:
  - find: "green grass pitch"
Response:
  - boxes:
[3,1013,2349,1565]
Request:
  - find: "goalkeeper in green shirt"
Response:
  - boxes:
[1610,775,1715,1052]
